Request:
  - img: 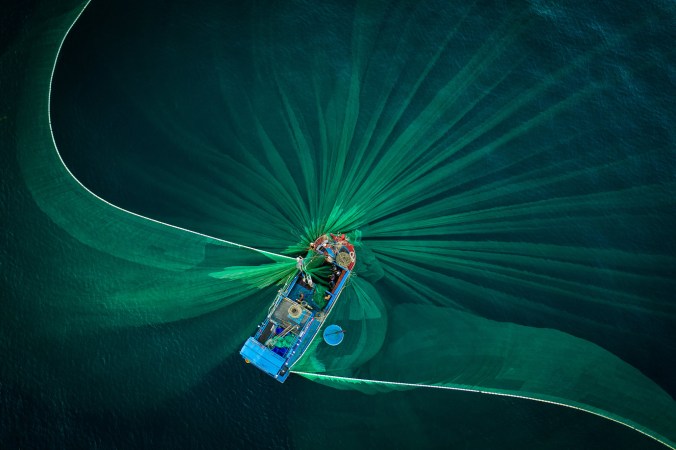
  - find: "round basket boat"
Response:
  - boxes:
[336,252,352,267]
[323,324,345,346]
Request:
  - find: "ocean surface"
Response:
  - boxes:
[2,0,675,448]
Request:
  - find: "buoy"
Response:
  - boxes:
[323,324,345,346]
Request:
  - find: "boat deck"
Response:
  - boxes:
[287,283,318,309]
[272,297,311,328]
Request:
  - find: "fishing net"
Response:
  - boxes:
[3,0,676,447]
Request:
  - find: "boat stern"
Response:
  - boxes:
[240,337,291,382]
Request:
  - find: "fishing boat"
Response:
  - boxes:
[240,233,356,382]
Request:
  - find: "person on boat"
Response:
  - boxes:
[296,256,303,270]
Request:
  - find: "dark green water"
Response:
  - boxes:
[2,0,675,448]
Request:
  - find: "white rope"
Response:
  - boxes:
[291,371,675,450]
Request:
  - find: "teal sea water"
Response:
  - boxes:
[2,0,675,448]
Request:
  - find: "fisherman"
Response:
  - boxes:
[295,256,303,271]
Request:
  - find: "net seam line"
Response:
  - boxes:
[291,371,675,450]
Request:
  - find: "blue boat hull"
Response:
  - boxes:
[240,234,355,383]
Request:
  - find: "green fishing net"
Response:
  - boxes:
[2,0,675,447]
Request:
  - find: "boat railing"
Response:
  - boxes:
[267,293,281,316]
